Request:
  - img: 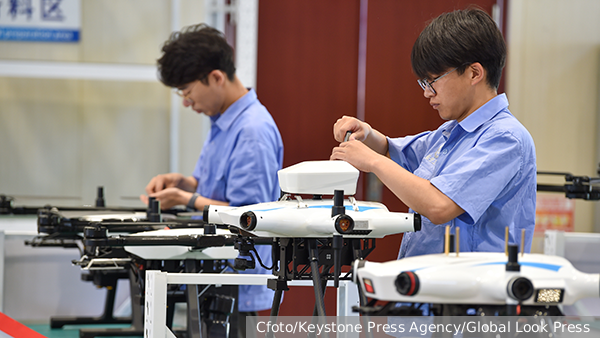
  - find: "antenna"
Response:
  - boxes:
[455,227,460,257]
[505,226,509,256]
[444,225,450,255]
[521,228,525,257]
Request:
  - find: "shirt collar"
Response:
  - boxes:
[459,93,509,133]
[210,88,257,131]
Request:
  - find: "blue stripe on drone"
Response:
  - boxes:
[307,205,380,211]
[409,261,562,273]
[475,262,562,271]
[249,205,380,212]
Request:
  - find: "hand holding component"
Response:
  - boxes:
[330,139,382,173]
[140,187,190,210]
[144,172,186,195]
[344,130,352,142]
[333,116,371,142]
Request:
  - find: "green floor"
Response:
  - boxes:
[26,323,138,338]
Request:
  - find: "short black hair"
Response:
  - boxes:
[157,23,236,88]
[411,7,506,89]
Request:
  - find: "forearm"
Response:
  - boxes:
[187,192,229,210]
[362,123,389,156]
[178,175,199,192]
[371,156,464,224]
[178,177,227,209]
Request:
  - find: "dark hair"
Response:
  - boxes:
[157,23,236,88]
[411,7,506,89]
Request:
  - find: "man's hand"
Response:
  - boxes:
[140,187,191,210]
[332,115,389,156]
[333,116,371,142]
[330,139,384,173]
[144,173,186,195]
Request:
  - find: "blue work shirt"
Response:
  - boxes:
[389,94,536,258]
[193,88,284,312]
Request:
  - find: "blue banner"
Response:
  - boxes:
[0,0,81,43]
[0,27,79,42]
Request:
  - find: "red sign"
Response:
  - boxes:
[535,193,575,233]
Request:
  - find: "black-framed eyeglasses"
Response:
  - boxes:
[417,67,459,95]
[173,79,202,101]
[173,74,210,101]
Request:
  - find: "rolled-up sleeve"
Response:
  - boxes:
[387,131,434,172]
[225,128,281,207]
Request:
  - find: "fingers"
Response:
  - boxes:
[144,190,169,210]
[330,143,348,161]
[145,187,185,210]
[333,116,366,142]
[139,194,148,205]
[145,177,157,195]
[330,151,344,161]
[145,175,166,195]
[333,116,351,141]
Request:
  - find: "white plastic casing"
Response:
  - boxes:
[356,252,600,306]
[277,160,359,195]
[215,199,419,238]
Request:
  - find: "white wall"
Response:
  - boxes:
[506,0,600,233]
[0,0,209,208]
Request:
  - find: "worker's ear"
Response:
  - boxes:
[208,70,226,86]
[469,62,486,86]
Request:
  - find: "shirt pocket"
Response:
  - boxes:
[201,161,228,202]
[413,154,437,180]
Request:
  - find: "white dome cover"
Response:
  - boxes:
[277,160,359,195]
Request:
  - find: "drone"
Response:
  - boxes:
[204,160,420,238]
[537,169,600,201]
[353,227,600,317]
[19,188,209,338]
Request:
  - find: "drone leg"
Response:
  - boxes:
[270,289,283,318]
[307,239,330,338]
[265,280,287,338]
[333,235,343,288]
[185,259,202,338]
[268,289,283,338]
[351,239,364,260]
[307,270,331,338]
[308,239,327,317]
[311,266,330,317]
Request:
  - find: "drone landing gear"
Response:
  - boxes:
[265,236,375,319]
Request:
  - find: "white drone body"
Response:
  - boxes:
[354,251,600,307]
[205,161,421,238]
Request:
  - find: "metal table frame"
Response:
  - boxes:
[143,271,359,338]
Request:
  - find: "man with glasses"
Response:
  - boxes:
[331,8,536,260]
[141,24,283,336]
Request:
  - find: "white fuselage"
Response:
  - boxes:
[356,252,600,306]
[206,197,419,238]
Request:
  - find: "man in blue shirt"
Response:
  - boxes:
[330,8,536,259]
[141,24,283,336]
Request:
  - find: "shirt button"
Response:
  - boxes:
[441,149,448,155]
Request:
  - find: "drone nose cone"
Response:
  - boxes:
[507,276,534,301]
[395,271,420,296]
[414,213,422,231]
[240,211,257,231]
[334,214,354,234]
